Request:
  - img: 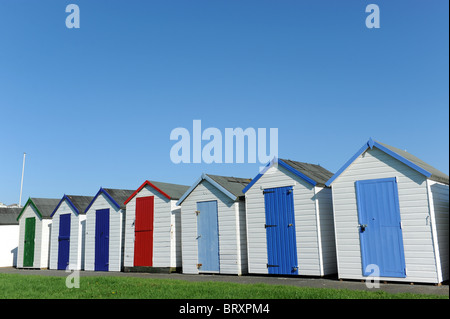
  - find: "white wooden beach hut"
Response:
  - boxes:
[123,180,189,272]
[176,174,251,275]
[84,188,134,272]
[49,195,93,271]
[325,138,449,284]
[0,207,21,267]
[16,198,60,269]
[243,158,336,276]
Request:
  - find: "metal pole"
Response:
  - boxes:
[19,152,26,207]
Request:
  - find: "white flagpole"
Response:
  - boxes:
[19,152,26,207]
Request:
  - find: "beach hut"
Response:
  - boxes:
[123,180,189,273]
[49,195,93,271]
[0,207,21,267]
[16,198,60,269]
[176,174,251,275]
[84,188,134,272]
[325,138,449,284]
[243,158,336,276]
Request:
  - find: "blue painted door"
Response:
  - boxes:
[264,186,298,275]
[58,214,71,270]
[196,201,219,272]
[95,209,110,271]
[356,177,406,278]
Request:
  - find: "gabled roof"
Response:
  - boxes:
[16,197,61,221]
[50,195,94,217]
[0,207,21,225]
[84,188,135,213]
[242,158,334,193]
[325,138,449,186]
[124,180,190,205]
[176,173,252,206]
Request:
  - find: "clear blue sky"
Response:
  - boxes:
[0,0,448,205]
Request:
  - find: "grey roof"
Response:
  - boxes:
[102,188,135,209]
[30,198,61,218]
[0,207,21,225]
[376,141,449,185]
[205,174,252,198]
[146,180,190,200]
[279,159,334,187]
[65,195,95,214]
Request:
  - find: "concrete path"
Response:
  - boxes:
[0,267,448,296]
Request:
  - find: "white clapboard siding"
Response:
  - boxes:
[49,201,86,271]
[428,181,449,282]
[245,164,337,276]
[17,205,52,269]
[331,146,448,283]
[0,225,19,267]
[180,180,247,275]
[84,193,124,272]
[124,184,181,269]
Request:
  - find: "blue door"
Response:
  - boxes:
[58,214,71,270]
[264,186,298,275]
[197,201,219,272]
[356,177,406,278]
[95,209,110,271]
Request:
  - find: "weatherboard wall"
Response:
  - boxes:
[330,147,448,284]
[180,179,248,275]
[49,200,86,270]
[244,164,336,276]
[124,185,181,269]
[84,193,124,272]
[428,181,449,282]
[17,205,51,269]
[0,225,19,267]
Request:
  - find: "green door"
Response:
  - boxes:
[23,217,36,267]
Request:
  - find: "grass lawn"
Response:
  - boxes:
[0,273,446,299]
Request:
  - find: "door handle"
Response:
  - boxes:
[196,235,202,239]
[288,223,293,227]
[358,224,367,232]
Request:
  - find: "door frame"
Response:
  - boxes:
[355,177,406,278]
[196,200,220,273]
[57,213,71,270]
[134,196,154,267]
[264,186,299,275]
[23,217,36,267]
[95,208,110,271]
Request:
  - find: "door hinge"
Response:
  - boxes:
[195,210,200,216]
[267,264,279,268]
[264,224,277,228]
[263,190,275,194]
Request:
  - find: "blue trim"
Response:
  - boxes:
[373,141,432,178]
[278,159,317,186]
[325,142,369,187]
[243,157,317,194]
[84,188,121,213]
[176,173,238,206]
[325,138,432,187]
[50,195,80,217]
[242,158,276,194]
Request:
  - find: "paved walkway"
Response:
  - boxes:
[0,267,448,296]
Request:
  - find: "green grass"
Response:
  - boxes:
[0,273,446,299]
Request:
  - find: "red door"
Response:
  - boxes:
[134,196,154,266]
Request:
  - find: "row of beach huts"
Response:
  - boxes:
[0,138,448,284]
